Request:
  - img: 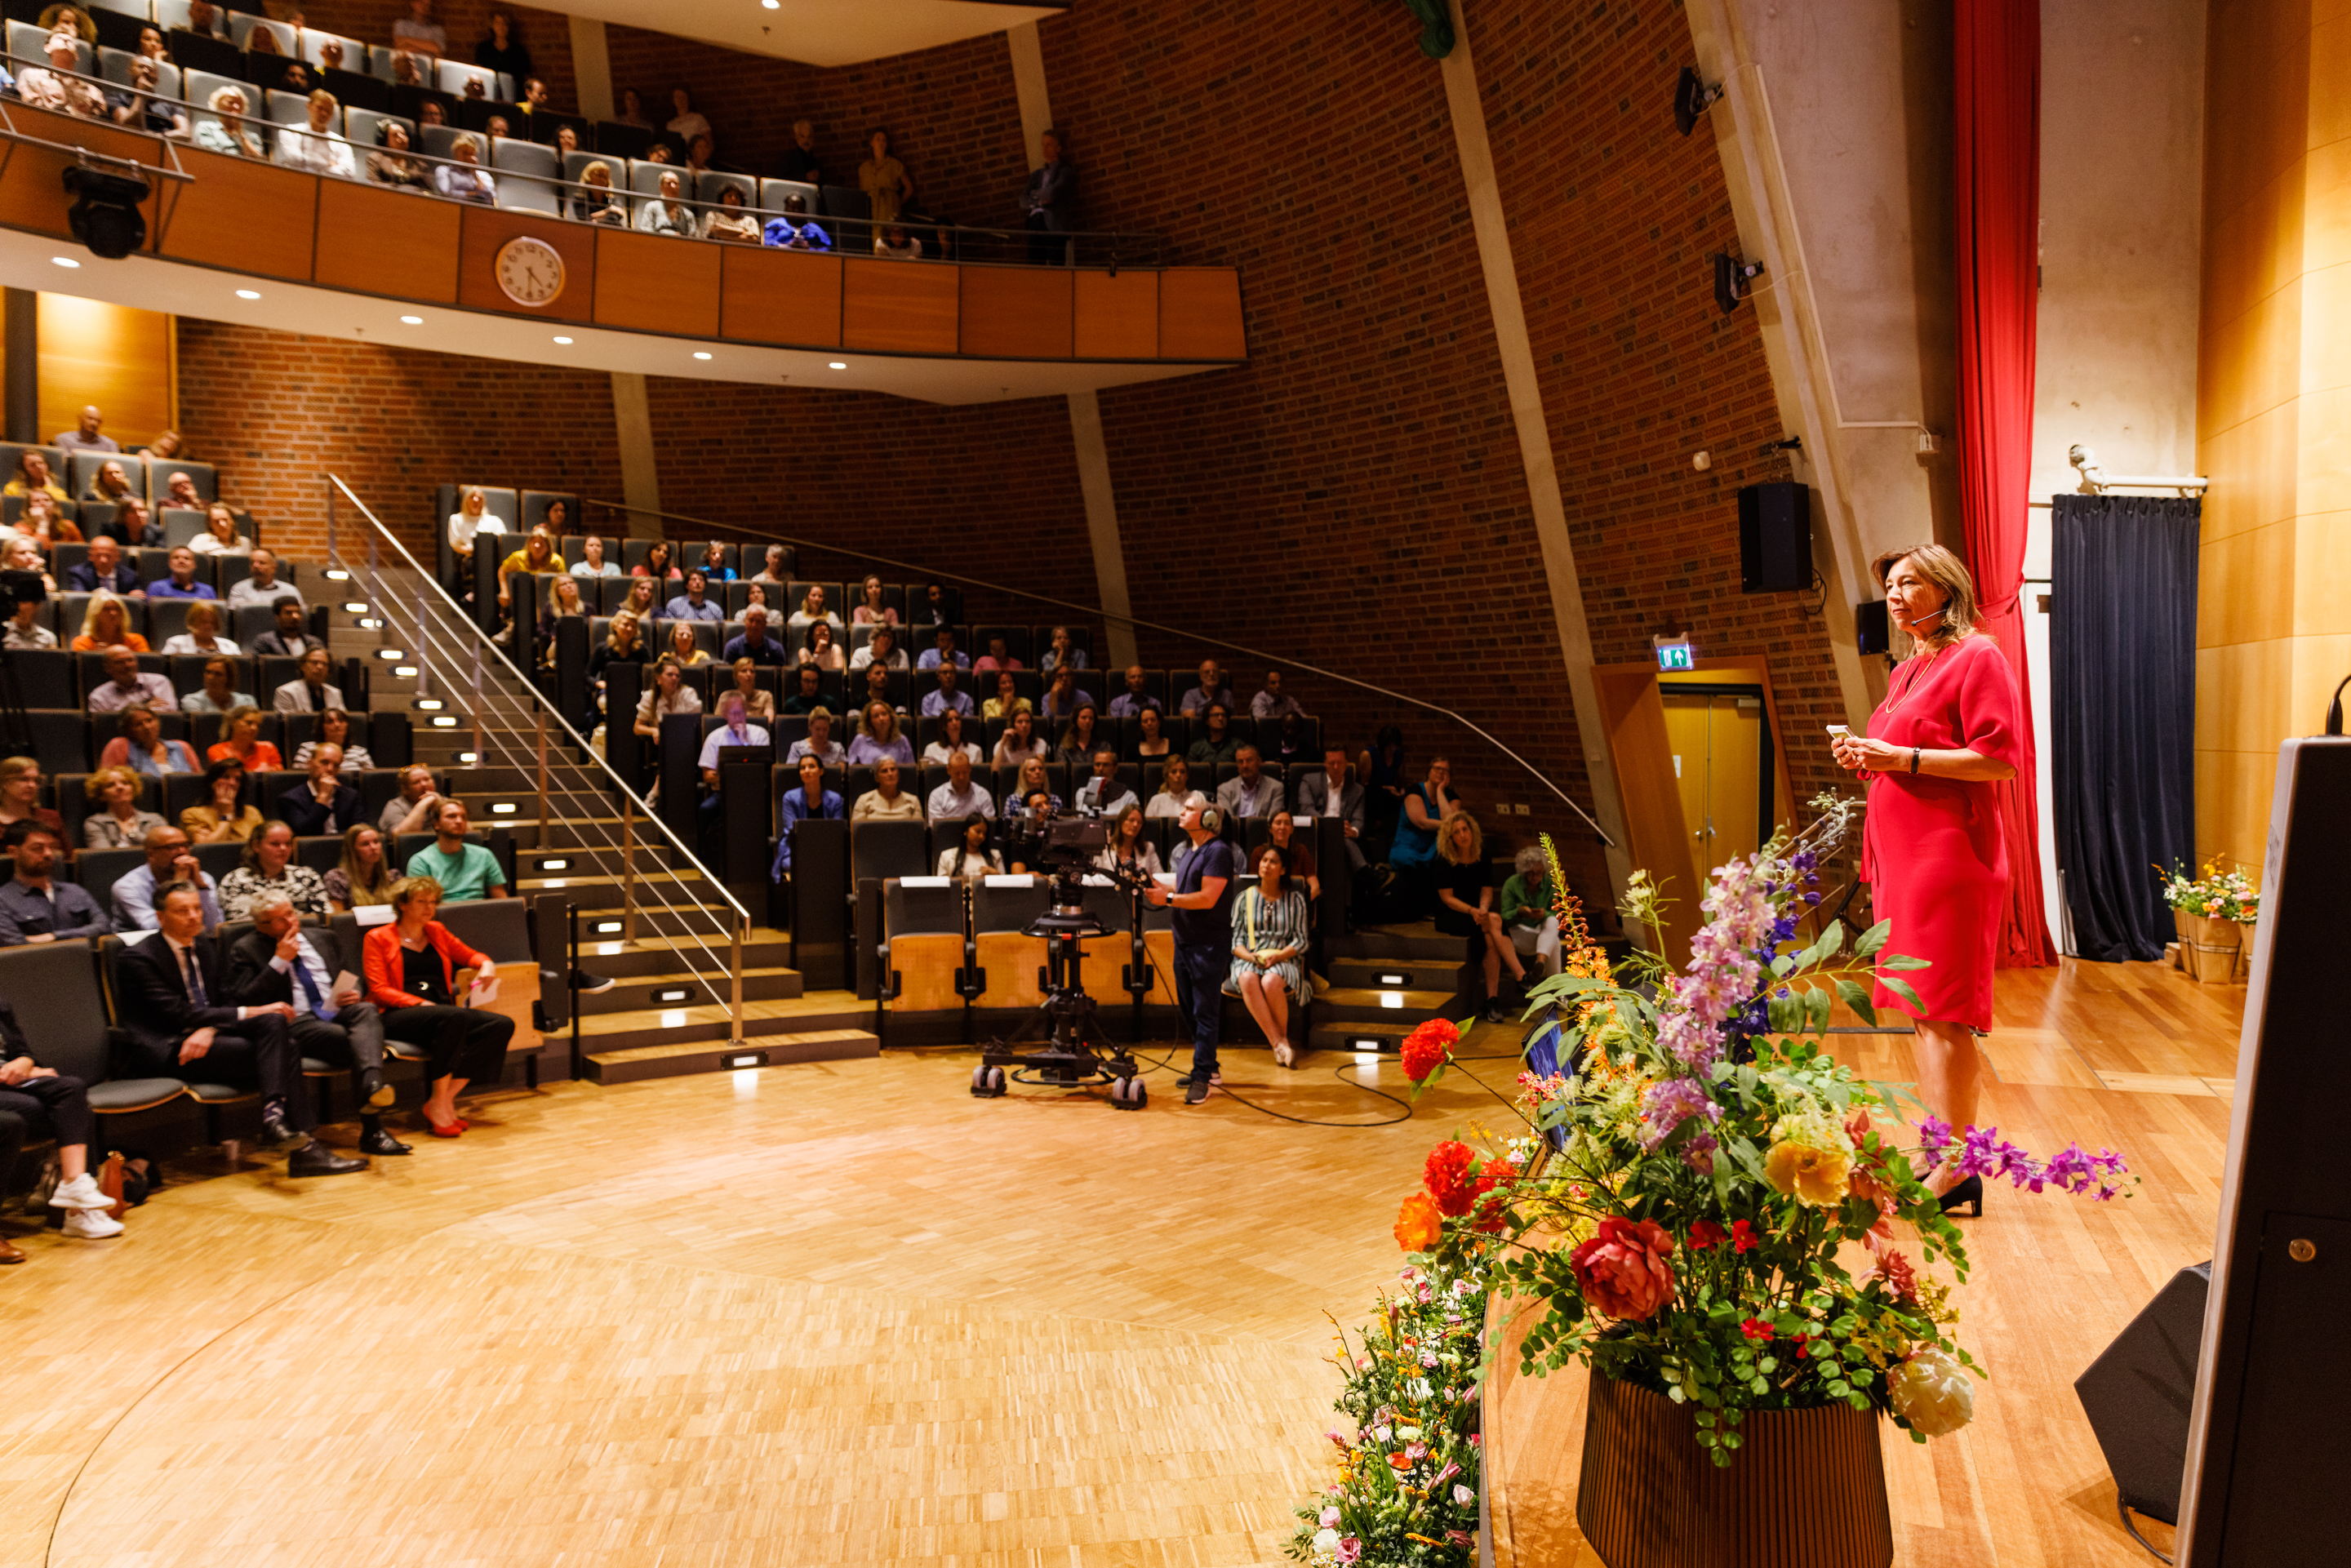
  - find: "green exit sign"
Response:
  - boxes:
[1654,637,1695,671]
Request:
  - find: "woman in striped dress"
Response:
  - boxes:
[1227,845,1313,1067]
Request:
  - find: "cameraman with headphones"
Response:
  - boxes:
[1144,791,1233,1104]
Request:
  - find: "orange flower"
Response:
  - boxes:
[1394,1190,1442,1252]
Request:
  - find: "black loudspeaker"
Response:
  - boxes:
[1738,482,1811,592]
[1856,599,1891,655]
[2077,1262,2210,1532]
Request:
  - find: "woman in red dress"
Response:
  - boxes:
[1832,544,2022,1212]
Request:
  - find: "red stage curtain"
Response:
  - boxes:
[1955,0,2059,967]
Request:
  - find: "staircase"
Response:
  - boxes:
[1308,923,1479,1055]
[318,507,876,1085]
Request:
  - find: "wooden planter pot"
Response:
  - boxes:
[2174,910,2244,984]
[1575,1371,1893,1568]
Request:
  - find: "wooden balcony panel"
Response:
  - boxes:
[0,106,163,247]
[842,258,958,353]
[958,264,1073,359]
[1073,269,1158,360]
[719,246,842,348]
[593,229,722,336]
[1159,267,1247,361]
[455,206,597,323]
[313,180,461,303]
[155,145,317,280]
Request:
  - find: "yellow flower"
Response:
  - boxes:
[1764,1138,1852,1206]
[1887,1348,1974,1436]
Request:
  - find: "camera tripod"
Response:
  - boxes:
[970,871,1151,1109]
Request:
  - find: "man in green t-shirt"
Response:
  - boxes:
[404,800,509,901]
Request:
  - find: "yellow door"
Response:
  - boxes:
[1658,690,1768,868]
[1659,691,1713,865]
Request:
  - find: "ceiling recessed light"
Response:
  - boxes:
[235,288,260,300]
[552,335,573,344]
[762,0,778,8]
[51,256,79,269]
[692,350,713,360]
[399,314,424,325]
[828,361,847,370]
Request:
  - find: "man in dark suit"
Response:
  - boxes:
[1293,745,1369,873]
[1021,128,1078,264]
[276,744,362,836]
[65,535,144,598]
[224,889,408,1158]
[113,882,365,1176]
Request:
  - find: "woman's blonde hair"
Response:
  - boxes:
[184,598,220,633]
[1160,756,1188,789]
[1870,542,1983,653]
[338,824,396,906]
[79,593,129,642]
[1436,808,1484,867]
[91,763,142,800]
[220,702,262,738]
[389,874,444,911]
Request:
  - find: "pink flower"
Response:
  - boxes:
[1569,1216,1677,1321]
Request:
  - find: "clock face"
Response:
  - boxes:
[494,236,565,307]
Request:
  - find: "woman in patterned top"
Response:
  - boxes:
[1225,843,1311,1067]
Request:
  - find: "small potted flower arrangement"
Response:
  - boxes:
[1362,802,2132,1568]
[2157,858,2260,983]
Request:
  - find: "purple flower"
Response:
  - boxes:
[1682,1131,1719,1173]
[1917,1117,1955,1160]
[1639,1077,1723,1150]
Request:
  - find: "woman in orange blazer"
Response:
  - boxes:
[363,875,515,1136]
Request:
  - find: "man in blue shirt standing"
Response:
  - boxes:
[1145,791,1234,1104]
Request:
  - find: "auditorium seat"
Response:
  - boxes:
[345,106,410,150]
[24,711,90,775]
[229,14,296,56]
[850,819,927,886]
[435,57,498,99]
[971,877,1047,1012]
[759,178,820,215]
[491,137,561,215]
[73,849,146,917]
[697,171,756,209]
[322,65,387,110]
[97,932,261,1139]
[519,491,576,534]
[95,47,181,99]
[881,877,968,1013]
[418,122,473,162]
[6,21,90,73]
[591,119,651,160]
[263,87,313,127]
[66,452,144,501]
[0,941,186,1126]
[11,651,75,709]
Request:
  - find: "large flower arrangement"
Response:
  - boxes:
[2158,857,2260,923]
[1395,801,2132,1464]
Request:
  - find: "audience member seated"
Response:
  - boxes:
[921,665,973,718]
[1145,757,1193,818]
[991,708,1047,767]
[448,486,505,575]
[73,594,148,652]
[196,85,268,158]
[847,704,912,766]
[66,536,139,597]
[251,597,321,657]
[1225,843,1309,1065]
[80,458,138,506]
[365,119,432,191]
[731,546,780,586]
[873,225,922,260]
[1215,744,1284,820]
[1295,746,1367,871]
[1387,753,1457,917]
[1500,844,1563,979]
[160,599,240,656]
[226,886,403,1156]
[109,824,224,931]
[275,745,361,837]
[664,568,722,622]
[847,575,892,626]
[922,712,984,770]
[363,875,513,1139]
[720,605,789,664]
[5,450,68,503]
[326,824,397,912]
[761,193,830,251]
[851,757,920,821]
[273,88,356,176]
[779,664,828,716]
[913,629,964,673]
[1,534,58,591]
[0,820,111,945]
[99,707,199,778]
[704,185,760,242]
[295,708,375,772]
[20,30,104,119]
[1264,811,1320,903]
[771,754,843,885]
[784,706,842,768]
[1431,809,1518,1023]
[799,621,846,672]
[720,657,775,722]
[849,626,907,673]
[209,704,285,771]
[52,401,115,458]
[695,691,769,842]
[187,503,247,556]
[787,584,839,633]
[225,550,296,611]
[273,647,345,714]
[925,748,993,820]
[1039,626,1087,673]
[1073,749,1136,819]
[13,491,79,546]
[2,592,55,651]
[183,757,261,846]
[935,815,1001,881]
[982,670,1029,722]
[632,657,702,762]
[661,620,710,669]
[970,635,1017,674]
[495,528,562,629]
[1039,669,1092,726]
[1004,756,1060,819]
[404,800,507,900]
[0,984,126,1244]
[590,612,651,717]
[148,547,217,601]
[159,472,202,511]
[219,820,330,923]
[1055,704,1104,769]
[1188,702,1239,767]
[571,535,621,578]
[634,169,696,237]
[564,158,626,222]
[1251,668,1304,718]
[88,647,176,714]
[378,765,445,838]
[1087,805,1159,881]
[92,495,159,548]
[136,426,180,462]
[1180,659,1232,715]
[434,135,496,204]
[633,540,681,582]
[1109,664,1160,717]
[0,761,64,842]
[535,575,586,669]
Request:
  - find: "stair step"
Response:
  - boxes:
[577,934,793,977]
[1327,924,1478,962]
[524,873,716,910]
[519,845,672,877]
[1307,1019,1418,1052]
[583,1028,877,1084]
[575,993,875,1059]
[577,966,802,1015]
[1314,985,1460,1024]
[1325,955,1465,992]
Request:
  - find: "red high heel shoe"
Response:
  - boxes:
[421,1112,464,1138]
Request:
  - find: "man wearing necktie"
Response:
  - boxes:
[113,883,366,1176]
[224,889,408,1157]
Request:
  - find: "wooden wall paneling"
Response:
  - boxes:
[455,207,597,324]
[33,297,174,451]
[958,264,1073,359]
[718,246,842,347]
[313,181,462,304]
[0,107,162,247]
[153,147,318,281]
[1073,269,1158,360]
[841,259,959,353]
[1157,268,1246,360]
[1593,664,1703,962]
[593,231,722,337]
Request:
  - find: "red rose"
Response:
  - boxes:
[1731,1219,1760,1254]
[1424,1140,1478,1215]
[1401,1019,1460,1082]
[1568,1216,1677,1321]
[1687,1219,1726,1249]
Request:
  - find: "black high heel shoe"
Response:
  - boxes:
[1938,1175,1984,1217]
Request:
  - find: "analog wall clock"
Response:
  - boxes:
[494,236,565,307]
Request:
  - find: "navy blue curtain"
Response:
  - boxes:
[2051,494,2199,961]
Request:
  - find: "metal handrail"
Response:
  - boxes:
[578,497,1618,848]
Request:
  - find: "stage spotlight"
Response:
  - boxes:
[1713,252,1764,315]
[1673,66,1723,135]
[62,166,150,260]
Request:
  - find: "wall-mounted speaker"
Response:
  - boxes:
[1856,599,1890,655]
[1738,482,1811,593]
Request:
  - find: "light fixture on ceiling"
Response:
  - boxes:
[553,335,574,344]
[400,314,424,324]
[51,255,79,269]
[235,289,260,300]
[762,0,779,8]
[692,350,713,360]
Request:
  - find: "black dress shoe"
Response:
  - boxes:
[358,1067,393,1108]
[1938,1174,1984,1217]
[257,1109,303,1150]
[287,1142,368,1177]
[358,1126,412,1157]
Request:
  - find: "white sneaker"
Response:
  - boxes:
[64,1207,124,1239]
[1273,1042,1295,1068]
[47,1173,110,1211]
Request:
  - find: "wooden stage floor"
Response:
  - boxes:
[2,958,2238,1568]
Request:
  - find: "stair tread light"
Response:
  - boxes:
[553,335,574,344]
[400,314,423,324]
[51,255,79,268]
[692,351,713,360]
[234,289,260,300]
[828,361,847,370]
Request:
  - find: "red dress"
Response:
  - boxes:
[1859,634,2022,1030]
